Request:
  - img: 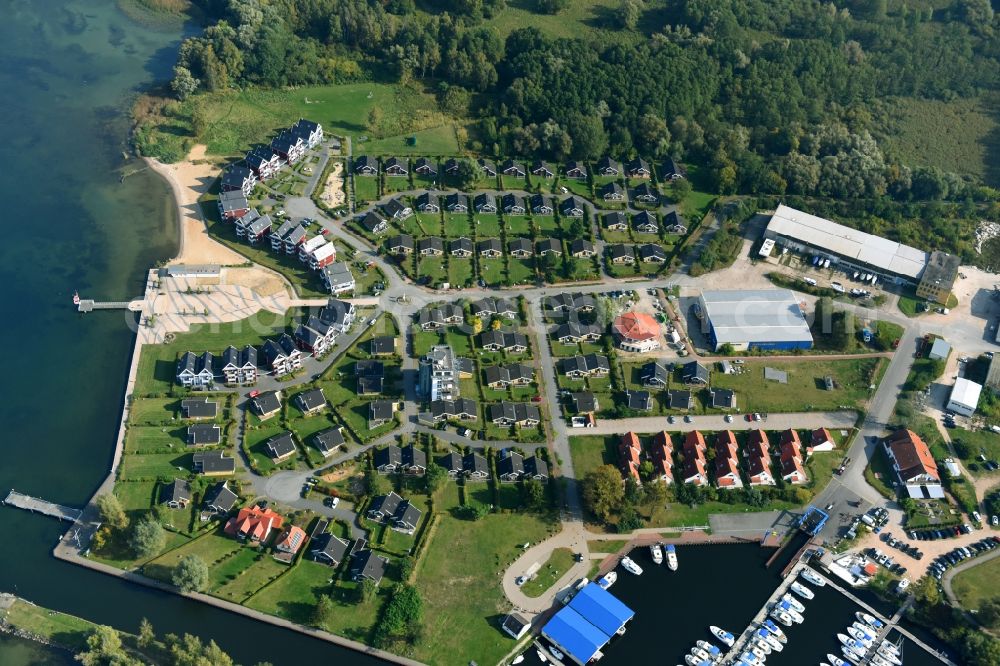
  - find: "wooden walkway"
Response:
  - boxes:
[77,299,132,313]
[3,490,82,522]
[722,563,801,664]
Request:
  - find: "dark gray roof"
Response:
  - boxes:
[383,198,410,217]
[267,432,296,459]
[559,196,584,215]
[642,361,670,386]
[356,359,384,377]
[498,451,524,477]
[627,390,652,411]
[393,500,421,529]
[572,392,598,413]
[296,388,326,412]
[369,491,403,516]
[253,391,282,415]
[537,238,562,254]
[477,238,502,253]
[374,445,403,469]
[351,549,388,584]
[182,398,217,419]
[711,388,736,409]
[682,361,710,384]
[509,237,533,254]
[161,478,191,505]
[311,533,350,564]
[450,237,473,254]
[524,456,549,479]
[369,400,394,421]
[313,427,345,453]
[445,192,468,210]
[464,452,489,475]
[360,211,388,232]
[192,450,235,474]
[474,192,497,210]
[402,444,427,470]
[204,482,238,512]
[416,191,439,210]
[570,238,595,255]
[187,423,221,446]
[668,389,692,409]
[417,236,444,253]
[370,336,396,355]
[607,243,634,260]
[639,243,666,261]
[354,155,377,171]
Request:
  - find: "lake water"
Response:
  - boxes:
[517,541,949,666]
[0,2,380,664]
[0,634,76,666]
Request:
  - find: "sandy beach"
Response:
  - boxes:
[145,145,289,297]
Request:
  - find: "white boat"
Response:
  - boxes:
[753,638,772,655]
[870,655,892,666]
[690,647,710,661]
[536,649,548,663]
[877,648,902,666]
[597,571,617,589]
[800,568,826,587]
[857,612,884,629]
[878,639,899,655]
[841,645,863,664]
[781,593,805,613]
[847,627,872,645]
[838,634,865,651]
[790,581,815,600]
[750,645,768,662]
[549,645,564,661]
[684,656,702,666]
[710,626,735,647]
[787,608,804,624]
[740,651,760,665]
[758,631,782,652]
[651,543,663,565]
[762,619,787,642]
[621,556,643,575]
[512,655,525,665]
[851,621,874,638]
[827,654,847,666]
[666,544,678,571]
[770,609,793,626]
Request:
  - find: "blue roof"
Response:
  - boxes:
[542,607,608,664]
[567,583,635,636]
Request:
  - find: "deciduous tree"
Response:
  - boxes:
[172,554,210,592]
[96,494,128,530]
[582,464,624,523]
[130,515,166,559]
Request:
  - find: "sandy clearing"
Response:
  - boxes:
[145,144,246,266]
[319,160,345,207]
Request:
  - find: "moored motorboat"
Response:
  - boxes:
[684,655,702,666]
[841,646,863,664]
[838,633,864,651]
[740,651,760,665]
[512,656,524,665]
[710,626,735,647]
[549,645,564,661]
[597,571,617,589]
[666,544,678,571]
[695,640,716,653]
[762,619,787,642]
[800,568,826,587]
[786,607,804,624]
[857,612,884,629]
[847,627,872,646]
[770,609,793,627]
[870,655,892,666]
[877,647,902,666]
[753,638,772,655]
[781,593,805,613]
[690,647,710,661]
[536,649,548,663]
[790,581,815,600]
[759,630,782,652]
[851,621,874,639]
[650,543,663,564]
[827,653,847,666]
[621,556,643,575]
[878,639,900,655]
[750,645,768,662]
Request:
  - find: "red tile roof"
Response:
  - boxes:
[651,457,672,481]
[811,428,833,447]
[620,431,641,452]
[682,457,707,485]
[747,455,771,480]
[622,461,641,482]
[612,311,659,342]
[275,525,306,554]
[225,505,284,542]
[653,431,673,454]
[715,430,738,459]
[715,454,740,481]
[885,429,940,482]
[684,430,706,457]
[780,455,807,483]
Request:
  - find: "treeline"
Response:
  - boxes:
[174,0,999,201]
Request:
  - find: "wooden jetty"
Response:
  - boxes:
[76,299,132,313]
[3,490,82,522]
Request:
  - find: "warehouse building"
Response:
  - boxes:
[763,204,953,286]
[947,377,982,417]
[697,289,813,352]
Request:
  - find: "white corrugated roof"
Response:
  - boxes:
[700,289,813,346]
[767,204,928,279]
[949,378,982,410]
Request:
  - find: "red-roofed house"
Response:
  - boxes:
[746,430,775,486]
[650,432,674,484]
[273,525,307,562]
[809,428,836,453]
[715,430,738,459]
[683,430,707,459]
[623,461,641,483]
[715,454,742,488]
[779,434,808,485]
[225,505,284,543]
[619,432,642,482]
[611,312,661,353]
[681,456,708,486]
[884,429,940,491]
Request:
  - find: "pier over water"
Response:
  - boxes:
[2,490,82,522]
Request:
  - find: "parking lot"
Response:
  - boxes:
[852,522,999,579]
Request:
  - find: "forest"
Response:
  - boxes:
[163,1,1000,242]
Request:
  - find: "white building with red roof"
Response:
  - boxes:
[225,505,284,543]
[746,430,775,486]
[611,311,661,353]
[778,429,808,484]
[884,429,942,497]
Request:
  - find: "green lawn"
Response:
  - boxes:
[364,124,459,155]
[114,479,158,513]
[144,532,241,581]
[134,312,299,396]
[534,215,560,235]
[473,214,502,237]
[1,599,100,652]
[564,257,600,281]
[244,425,294,475]
[120,452,192,481]
[412,329,443,358]
[481,0,630,41]
[393,215,425,237]
[125,425,191,454]
[352,175,380,204]
[418,256,449,287]
[865,445,896,500]
[129,397,182,424]
[680,190,717,222]
[479,257,506,286]
[508,258,536,285]
[568,435,616,480]
[897,289,931,317]
[214,556,289,603]
[414,212,443,235]
[448,257,475,287]
[951,555,1000,612]
[246,560,386,639]
[413,494,558,665]
[521,548,575,598]
[505,215,532,235]
[444,213,472,237]
[710,358,882,413]
[950,427,1000,477]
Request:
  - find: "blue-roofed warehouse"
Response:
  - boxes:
[541,607,609,665]
[567,583,635,636]
[541,583,635,665]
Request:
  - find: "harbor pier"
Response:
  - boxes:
[3,490,83,522]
